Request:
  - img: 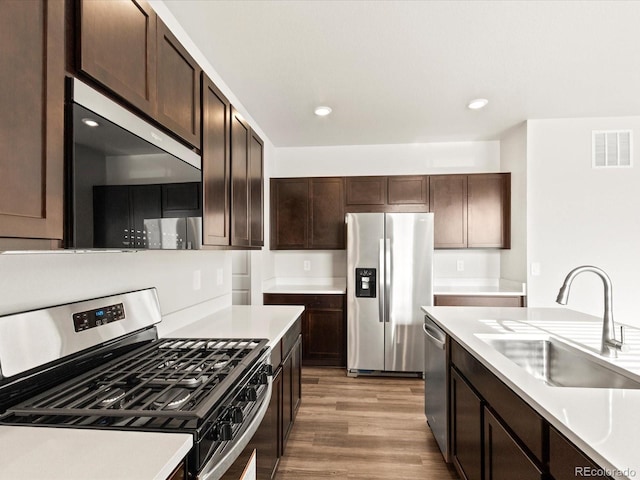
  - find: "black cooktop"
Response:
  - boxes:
[1,337,268,431]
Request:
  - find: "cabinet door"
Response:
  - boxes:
[430,175,467,248]
[388,175,429,206]
[345,176,387,206]
[451,368,483,480]
[281,347,294,450]
[309,178,345,249]
[549,427,610,480]
[484,407,543,480]
[156,19,201,148]
[230,108,251,247]
[249,130,264,247]
[202,75,231,246]
[292,335,302,420]
[0,0,64,242]
[467,174,510,248]
[270,179,309,249]
[304,309,346,367]
[78,0,157,117]
[258,366,282,479]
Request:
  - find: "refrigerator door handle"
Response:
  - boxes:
[378,239,385,322]
[385,238,391,322]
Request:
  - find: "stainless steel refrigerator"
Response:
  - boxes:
[346,212,434,375]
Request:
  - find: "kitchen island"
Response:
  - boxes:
[0,305,303,480]
[423,306,640,480]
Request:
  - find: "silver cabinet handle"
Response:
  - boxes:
[423,323,446,349]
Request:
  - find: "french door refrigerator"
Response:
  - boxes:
[347,212,434,375]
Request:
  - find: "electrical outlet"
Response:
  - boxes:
[456,259,464,272]
[531,262,541,276]
[216,268,224,286]
[193,270,201,291]
[303,260,311,272]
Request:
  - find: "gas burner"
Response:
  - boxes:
[99,388,126,408]
[153,388,191,410]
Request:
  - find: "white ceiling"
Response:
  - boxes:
[164,0,640,147]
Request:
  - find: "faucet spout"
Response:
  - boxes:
[555,265,622,357]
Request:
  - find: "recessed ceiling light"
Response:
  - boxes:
[314,106,332,117]
[81,118,100,127]
[467,98,489,110]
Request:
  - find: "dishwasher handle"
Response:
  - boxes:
[423,322,446,350]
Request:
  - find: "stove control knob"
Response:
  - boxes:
[215,421,233,442]
[229,407,244,424]
[243,386,257,402]
[257,372,269,385]
[261,364,273,376]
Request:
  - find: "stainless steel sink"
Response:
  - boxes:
[476,334,640,389]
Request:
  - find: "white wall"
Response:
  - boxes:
[266,141,504,285]
[499,122,528,284]
[526,116,640,327]
[273,141,500,177]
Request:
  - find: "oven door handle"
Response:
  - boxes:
[199,377,273,480]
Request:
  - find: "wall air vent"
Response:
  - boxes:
[592,130,632,168]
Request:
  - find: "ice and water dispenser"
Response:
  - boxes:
[355,268,376,298]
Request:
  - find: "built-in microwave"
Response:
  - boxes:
[65,78,203,250]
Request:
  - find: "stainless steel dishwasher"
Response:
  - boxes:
[423,314,449,461]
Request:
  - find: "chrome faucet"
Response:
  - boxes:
[556,265,625,357]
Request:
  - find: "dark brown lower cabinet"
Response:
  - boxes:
[434,295,525,307]
[221,318,301,480]
[263,294,346,367]
[484,407,542,480]
[451,368,483,480]
[450,339,613,480]
[549,427,611,480]
[282,335,302,450]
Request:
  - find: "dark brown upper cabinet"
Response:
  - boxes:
[230,108,251,247]
[430,175,468,248]
[0,0,65,246]
[467,173,510,248]
[345,176,386,206]
[429,173,510,249]
[201,74,231,246]
[249,130,264,247]
[388,175,429,205]
[270,179,309,250]
[155,19,201,147]
[270,178,345,250]
[77,0,157,118]
[345,176,429,212]
[77,0,201,148]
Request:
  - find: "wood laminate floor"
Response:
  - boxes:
[276,367,459,480]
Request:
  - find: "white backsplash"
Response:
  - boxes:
[269,249,501,284]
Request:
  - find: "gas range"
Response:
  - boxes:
[0,289,272,479]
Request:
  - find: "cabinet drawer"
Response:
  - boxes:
[451,341,545,463]
[264,293,344,310]
[434,295,524,307]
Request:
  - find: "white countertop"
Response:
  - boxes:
[0,426,192,480]
[422,306,640,480]
[0,305,303,480]
[163,305,305,348]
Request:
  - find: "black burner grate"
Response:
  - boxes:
[3,338,268,430]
